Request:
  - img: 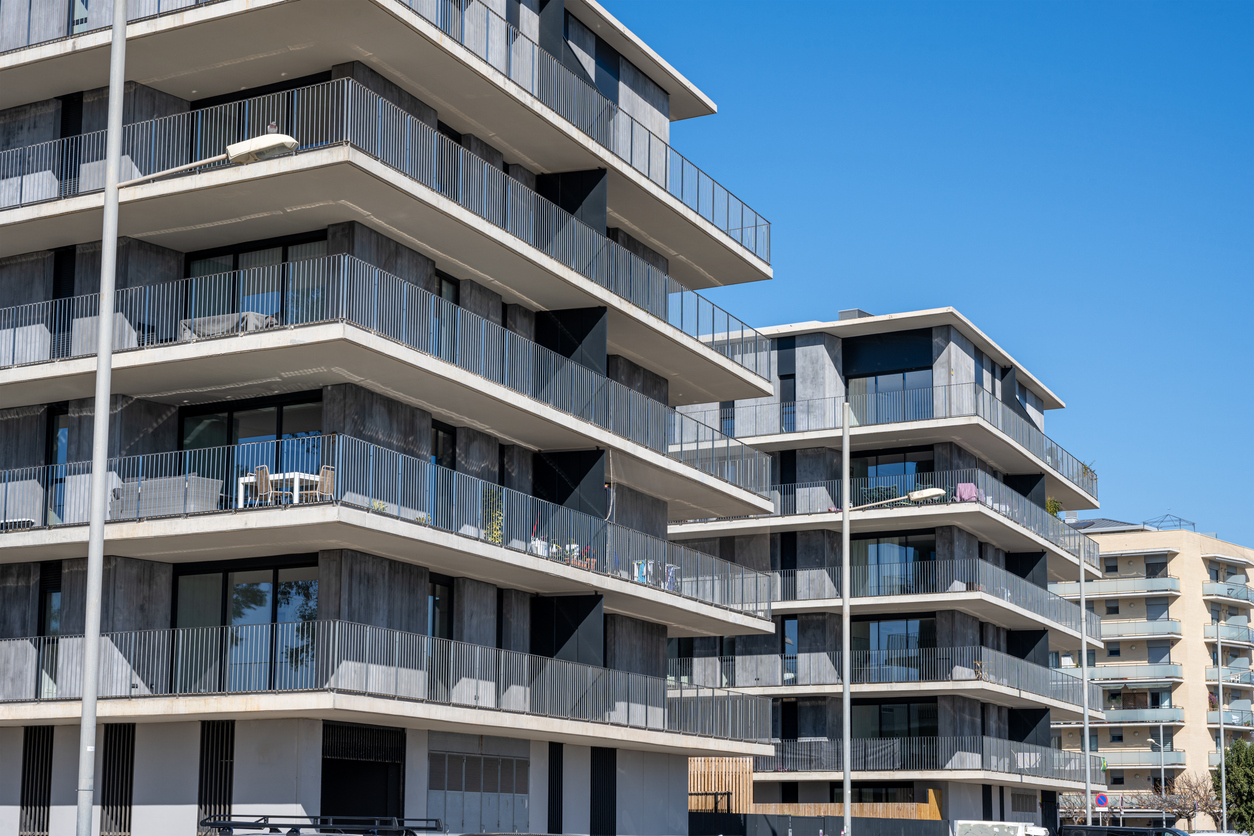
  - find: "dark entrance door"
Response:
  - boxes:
[320,722,405,820]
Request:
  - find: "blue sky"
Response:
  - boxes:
[613,0,1254,545]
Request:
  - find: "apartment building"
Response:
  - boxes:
[1052,517,1254,829]
[0,2,780,835]
[668,309,1106,829]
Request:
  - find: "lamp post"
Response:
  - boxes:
[71,9,296,829]
[1080,551,1091,825]
[1219,628,1228,832]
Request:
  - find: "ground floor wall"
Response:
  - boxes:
[0,718,689,836]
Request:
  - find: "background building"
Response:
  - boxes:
[1053,516,1254,829]
[0,2,778,835]
[668,309,1106,830]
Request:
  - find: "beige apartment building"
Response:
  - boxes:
[1052,517,1254,829]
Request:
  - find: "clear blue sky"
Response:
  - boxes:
[613,0,1254,545]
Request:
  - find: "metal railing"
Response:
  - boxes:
[0,434,772,617]
[0,620,770,742]
[753,737,1102,783]
[1210,710,1254,727]
[1095,708,1184,724]
[666,646,1101,709]
[0,254,770,495]
[0,0,771,264]
[759,469,1100,568]
[1100,750,1186,768]
[1206,624,1254,644]
[1051,576,1181,598]
[0,76,770,380]
[1207,666,1254,685]
[1060,664,1183,682]
[1100,620,1182,639]
[1203,582,1254,603]
[769,559,1099,638]
[684,384,1098,499]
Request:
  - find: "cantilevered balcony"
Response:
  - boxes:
[769,559,1100,645]
[0,0,772,277]
[0,434,773,634]
[0,254,772,516]
[752,737,1102,789]
[1060,664,1183,686]
[1087,707,1184,725]
[0,77,771,403]
[1209,710,1254,727]
[1207,666,1254,686]
[1100,620,1183,640]
[1100,750,1186,768]
[1203,582,1254,606]
[673,469,1101,574]
[684,385,1098,507]
[1206,624,1254,646]
[0,620,770,752]
[667,646,1101,718]
[1051,575,1181,599]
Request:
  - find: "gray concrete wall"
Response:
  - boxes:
[608,483,667,539]
[937,694,982,737]
[797,697,832,740]
[455,425,499,482]
[458,278,503,323]
[461,134,505,170]
[604,614,666,678]
[983,703,1009,739]
[796,530,840,569]
[0,405,48,470]
[936,610,979,648]
[61,556,172,634]
[617,57,669,142]
[980,541,1006,569]
[0,97,59,152]
[934,441,978,473]
[498,589,531,652]
[0,250,52,307]
[322,383,432,460]
[936,525,979,562]
[981,622,1008,653]
[720,533,770,572]
[331,62,437,129]
[0,726,20,836]
[0,562,40,639]
[503,303,535,340]
[506,163,537,191]
[605,228,668,274]
[614,751,688,836]
[454,577,497,647]
[73,238,182,294]
[82,82,188,132]
[932,325,977,391]
[318,549,428,634]
[64,396,178,461]
[606,354,668,404]
[499,444,533,493]
[796,446,837,483]
[795,333,844,403]
[327,221,437,294]
[232,719,322,819]
[132,722,200,836]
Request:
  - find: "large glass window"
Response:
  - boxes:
[852,617,936,682]
[45,408,71,525]
[851,701,938,739]
[850,533,937,595]
[429,580,453,640]
[847,369,933,424]
[186,234,328,330]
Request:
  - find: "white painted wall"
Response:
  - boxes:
[49,725,101,836]
[232,719,322,819]
[945,780,984,823]
[615,751,687,836]
[132,722,199,836]
[0,727,22,836]
[404,728,428,821]
[562,744,591,836]
[528,739,548,834]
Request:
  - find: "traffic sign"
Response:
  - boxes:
[1094,794,1108,807]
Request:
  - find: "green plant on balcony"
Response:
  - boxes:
[482,487,504,546]
[1047,497,1064,518]
[1081,461,1097,481]
[370,499,387,513]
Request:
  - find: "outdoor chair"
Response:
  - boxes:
[300,466,336,503]
[254,465,293,506]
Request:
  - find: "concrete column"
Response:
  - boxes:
[498,589,531,652]
[132,722,199,836]
[0,562,40,639]
[794,332,844,403]
[322,383,432,460]
[454,577,498,647]
[506,163,537,191]
[528,739,549,835]
[937,695,982,737]
[458,278,504,323]
[604,614,665,678]
[937,610,979,648]
[60,556,172,635]
[331,62,437,129]
[0,250,53,308]
[606,354,668,404]
[461,134,505,170]
[455,425,500,483]
[503,304,535,340]
[318,550,429,634]
[608,484,666,539]
[0,727,20,836]
[937,526,979,562]
[605,228,668,273]
[932,325,977,391]
[499,445,533,494]
[561,745,591,836]
[327,221,437,294]
[719,534,770,573]
[0,98,61,153]
[404,729,429,820]
[81,82,188,132]
[981,623,1008,653]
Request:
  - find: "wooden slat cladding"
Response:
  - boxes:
[19,726,53,836]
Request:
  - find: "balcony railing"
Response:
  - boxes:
[1051,576,1181,598]
[1060,664,1183,683]
[1100,620,1182,639]
[0,254,769,496]
[0,435,772,617]
[770,559,1100,638]
[685,384,1097,499]
[1206,624,1254,644]
[1099,750,1186,768]
[1204,582,1254,604]
[754,737,1102,784]
[1209,710,1254,727]
[1096,708,1184,724]
[1207,666,1254,685]
[666,646,1101,710]
[0,77,770,380]
[0,620,769,743]
[761,469,1100,568]
[0,0,771,264]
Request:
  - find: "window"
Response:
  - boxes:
[782,617,798,683]
[779,375,796,433]
[37,563,62,698]
[1086,650,1096,667]
[1085,601,1095,612]
[1109,770,1125,786]
[1088,733,1098,752]
[431,422,456,470]
[1049,651,1060,669]
[1107,642,1121,658]
[1109,728,1123,743]
[851,701,938,739]
[429,579,453,640]
[1105,600,1120,616]
[850,533,937,595]
[852,618,937,653]
[186,233,329,327]
[1011,792,1037,814]
[1105,559,1119,575]
[45,406,71,524]
[718,401,735,437]
[428,742,529,834]
[846,369,934,422]
[830,785,914,804]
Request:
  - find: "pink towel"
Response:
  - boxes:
[955,482,978,502]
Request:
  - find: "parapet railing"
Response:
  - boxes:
[666,645,1102,710]
[1058,663,1184,682]
[1099,619,1182,638]
[1208,709,1254,726]
[753,736,1103,783]
[1050,575,1181,598]
[683,384,1098,500]
[719,469,1100,569]
[1205,623,1254,644]
[0,619,770,742]
[0,76,770,380]
[0,253,771,496]
[0,0,771,264]
[0,434,773,617]
[769,558,1100,638]
[1203,582,1254,603]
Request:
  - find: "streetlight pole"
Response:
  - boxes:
[1158,722,1165,829]
[1080,550,1091,825]
[74,2,127,835]
[1219,628,1228,832]
[840,401,851,836]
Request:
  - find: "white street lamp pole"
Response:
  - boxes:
[1080,550,1091,825]
[1219,629,1228,832]
[74,2,127,834]
[841,400,851,836]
